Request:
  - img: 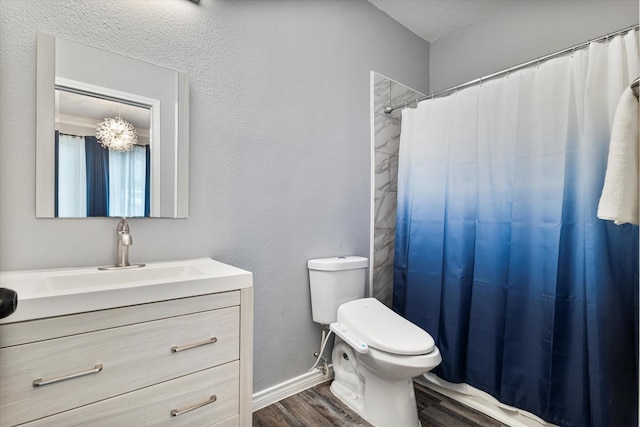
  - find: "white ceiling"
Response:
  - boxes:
[368,0,515,42]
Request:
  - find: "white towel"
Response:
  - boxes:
[597,87,639,225]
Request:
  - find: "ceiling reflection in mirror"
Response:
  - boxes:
[56,90,151,146]
[36,33,189,218]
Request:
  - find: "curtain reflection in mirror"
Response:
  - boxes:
[56,133,86,217]
[55,131,150,217]
[85,136,109,216]
[109,146,148,217]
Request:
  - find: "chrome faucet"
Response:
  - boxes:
[116,218,133,267]
[99,218,144,270]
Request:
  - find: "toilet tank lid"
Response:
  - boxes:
[308,256,369,271]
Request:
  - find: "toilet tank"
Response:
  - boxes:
[308,256,368,325]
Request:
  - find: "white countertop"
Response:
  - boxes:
[0,258,252,324]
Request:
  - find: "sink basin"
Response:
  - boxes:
[42,264,204,292]
[0,258,252,323]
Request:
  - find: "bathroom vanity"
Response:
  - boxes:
[0,258,253,426]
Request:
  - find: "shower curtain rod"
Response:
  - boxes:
[383,23,640,114]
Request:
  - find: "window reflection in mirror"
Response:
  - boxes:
[54,89,152,218]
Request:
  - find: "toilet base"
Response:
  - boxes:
[331,343,421,427]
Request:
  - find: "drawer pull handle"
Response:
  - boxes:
[171,395,217,416]
[171,337,217,353]
[33,364,103,387]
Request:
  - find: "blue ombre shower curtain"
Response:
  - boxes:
[394,30,639,427]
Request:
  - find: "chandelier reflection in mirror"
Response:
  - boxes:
[95,115,138,152]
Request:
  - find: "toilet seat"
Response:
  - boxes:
[336,298,435,356]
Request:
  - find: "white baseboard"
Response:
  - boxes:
[252,367,333,412]
[417,374,558,427]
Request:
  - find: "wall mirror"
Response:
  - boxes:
[36,33,189,218]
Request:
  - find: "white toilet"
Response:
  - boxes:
[308,256,441,427]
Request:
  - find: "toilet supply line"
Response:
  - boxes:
[308,327,334,373]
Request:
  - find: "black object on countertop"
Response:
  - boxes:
[0,287,18,319]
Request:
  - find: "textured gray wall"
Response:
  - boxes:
[430,0,639,92]
[0,0,429,392]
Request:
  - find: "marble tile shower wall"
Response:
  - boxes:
[372,73,423,307]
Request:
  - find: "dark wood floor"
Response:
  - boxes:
[253,381,509,427]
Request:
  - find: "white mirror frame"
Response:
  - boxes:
[36,33,189,218]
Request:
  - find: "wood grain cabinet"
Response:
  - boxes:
[0,287,253,426]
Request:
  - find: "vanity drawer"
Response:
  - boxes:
[0,290,241,347]
[0,307,239,426]
[23,361,240,427]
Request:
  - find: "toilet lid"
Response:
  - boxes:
[336,298,435,356]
